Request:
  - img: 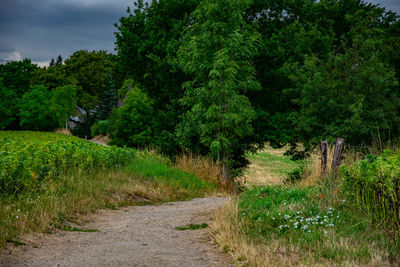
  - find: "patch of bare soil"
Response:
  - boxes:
[1,197,232,267]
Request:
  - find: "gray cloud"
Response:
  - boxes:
[0,0,132,64]
[367,0,400,14]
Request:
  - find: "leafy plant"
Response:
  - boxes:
[0,131,135,196]
[342,149,400,228]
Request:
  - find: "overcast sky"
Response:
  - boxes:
[0,0,399,67]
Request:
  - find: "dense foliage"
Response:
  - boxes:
[108,85,154,148]
[1,0,400,176]
[177,0,260,179]
[342,150,400,228]
[0,131,135,196]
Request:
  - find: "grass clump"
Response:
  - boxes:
[174,223,209,231]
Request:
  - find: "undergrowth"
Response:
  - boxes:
[212,146,400,266]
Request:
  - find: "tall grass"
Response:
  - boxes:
[174,152,238,192]
[175,152,219,184]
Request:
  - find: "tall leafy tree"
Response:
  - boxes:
[114,0,199,155]
[287,20,399,146]
[50,85,78,129]
[0,79,17,130]
[177,0,260,180]
[108,85,154,148]
[64,50,114,137]
[0,59,37,129]
[18,85,56,131]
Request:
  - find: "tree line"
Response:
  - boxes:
[1,0,399,178]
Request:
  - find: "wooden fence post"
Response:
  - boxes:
[331,138,344,171]
[321,141,328,174]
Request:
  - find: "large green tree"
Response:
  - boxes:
[64,50,115,137]
[108,85,154,148]
[50,85,78,129]
[177,0,260,180]
[0,79,17,130]
[287,17,400,146]
[18,85,56,131]
[0,59,38,129]
[114,0,199,155]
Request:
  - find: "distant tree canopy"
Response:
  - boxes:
[2,0,400,177]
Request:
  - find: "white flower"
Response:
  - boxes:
[16,215,19,219]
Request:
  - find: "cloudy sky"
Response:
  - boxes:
[0,0,399,67]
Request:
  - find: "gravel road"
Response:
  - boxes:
[1,197,232,267]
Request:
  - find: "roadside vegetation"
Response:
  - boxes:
[211,146,400,266]
[0,132,218,248]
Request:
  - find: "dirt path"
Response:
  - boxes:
[1,197,232,267]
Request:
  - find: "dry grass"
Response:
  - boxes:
[54,128,72,135]
[245,145,301,187]
[91,135,111,145]
[0,163,216,247]
[298,141,391,187]
[211,201,319,266]
[175,152,220,184]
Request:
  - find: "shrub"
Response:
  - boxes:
[91,120,109,137]
[342,150,400,228]
[108,85,154,148]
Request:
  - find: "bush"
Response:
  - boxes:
[284,168,304,184]
[91,120,109,137]
[108,85,154,148]
[342,150,400,228]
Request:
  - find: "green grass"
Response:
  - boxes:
[245,148,302,186]
[56,225,100,232]
[174,223,209,231]
[235,183,400,265]
[248,150,301,175]
[0,131,217,248]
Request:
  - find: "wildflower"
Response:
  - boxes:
[320,195,323,197]
[334,190,338,193]
[16,215,19,219]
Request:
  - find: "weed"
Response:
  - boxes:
[57,225,100,232]
[174,223,209,231]
[6,240,26,246]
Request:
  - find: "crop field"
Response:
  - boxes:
[0,131,135,196]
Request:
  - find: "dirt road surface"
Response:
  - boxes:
[1,197,232,267]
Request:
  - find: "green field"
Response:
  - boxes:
[0,131,216,247]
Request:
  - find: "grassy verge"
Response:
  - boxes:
[0,132,217,248]
[212,148,400,266]
[245,146,302,186]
